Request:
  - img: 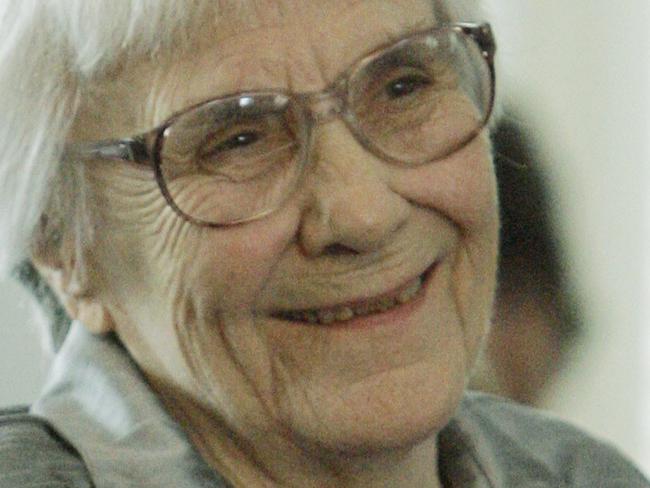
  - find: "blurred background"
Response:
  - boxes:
[481,0,650,476]
[1,0,649,478]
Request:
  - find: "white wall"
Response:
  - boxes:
[486,0,650,476]
[0,276,47,407]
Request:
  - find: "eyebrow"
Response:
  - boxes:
[160,13,439,127]
[308,16,435,82]
[377,18,437,45]
[183,17,435,98]
[179,58,287,110]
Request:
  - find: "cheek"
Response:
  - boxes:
[85,164,302,399]
[391,136,498,234]
[186,208,300,313]
[392,136,499,353]
[87,162,301,312]
[84,165,175,295]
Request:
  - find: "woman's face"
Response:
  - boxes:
[76,0,498,454]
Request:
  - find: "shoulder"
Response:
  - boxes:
[0,405,93,488]
[459,392,650,487]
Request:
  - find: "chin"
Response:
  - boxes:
[281,353,469,456]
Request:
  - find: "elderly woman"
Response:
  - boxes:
[0,1,647,487]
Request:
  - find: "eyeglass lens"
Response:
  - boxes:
[158,27,492,226]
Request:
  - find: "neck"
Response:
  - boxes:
[154,383,443,488]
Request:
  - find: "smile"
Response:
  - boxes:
[272,262,438,326]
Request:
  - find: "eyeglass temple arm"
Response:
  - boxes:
[63,137,153,167]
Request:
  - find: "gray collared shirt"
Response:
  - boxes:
[0,322,646,487]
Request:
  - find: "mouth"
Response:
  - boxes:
[271,261,439,326]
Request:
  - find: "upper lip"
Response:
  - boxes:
[268,259,438,314]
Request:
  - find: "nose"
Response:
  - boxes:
[298,122,410,257]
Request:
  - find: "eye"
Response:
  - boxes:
[385,74,432,99]
[216,131,262,152]
[197,128,265,162]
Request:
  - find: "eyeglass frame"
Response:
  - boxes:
[64,22,496,228]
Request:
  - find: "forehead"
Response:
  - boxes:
[75,0,438,139]
[186,0,438,62]
[177,2,435,94]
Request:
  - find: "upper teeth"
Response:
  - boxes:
[278,276,423,325]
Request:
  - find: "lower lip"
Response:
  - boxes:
[277,261,440,331]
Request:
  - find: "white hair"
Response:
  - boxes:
[0,0,222,277]
[0,0,483,348]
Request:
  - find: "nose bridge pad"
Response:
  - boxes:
[307,90,344,125]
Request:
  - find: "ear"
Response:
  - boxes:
[72,297,116,335]
[31,218,115,335]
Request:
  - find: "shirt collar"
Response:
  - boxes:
[438,406,502,488]
[31,322,227,488]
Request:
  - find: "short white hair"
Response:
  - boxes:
[0,0,484,348]
[0,0,223,276]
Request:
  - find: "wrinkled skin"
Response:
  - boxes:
[60,1,499,486]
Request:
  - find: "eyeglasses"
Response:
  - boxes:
[66,22,496,227]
